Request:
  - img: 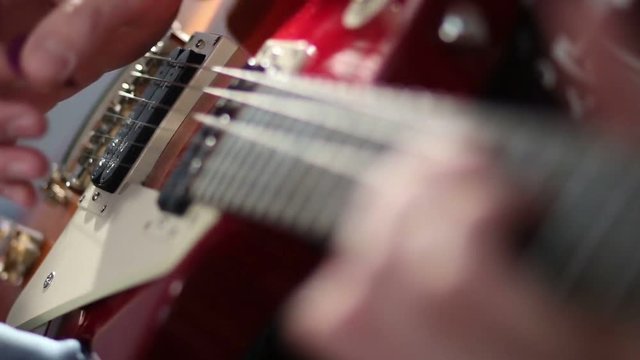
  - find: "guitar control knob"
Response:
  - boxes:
[0,218,44,286]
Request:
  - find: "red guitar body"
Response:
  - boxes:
[34,1,519,358]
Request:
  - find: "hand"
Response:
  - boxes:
[0,0,182,206]
[286,136,640,360]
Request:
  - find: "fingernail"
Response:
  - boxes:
[31,40,77,85]
[6,116,38,138]
[7,162,36,178]
[0,186,34,208]
[7,35,26,75]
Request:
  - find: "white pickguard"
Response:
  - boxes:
[7,184,218,330]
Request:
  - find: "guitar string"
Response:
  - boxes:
[82,83,395,172]
[81,119,390,179]
[76,154,137,170]
[115,70,467,145]
[125,72,403,142]
[102,111,176,131]
[76,113,381,177]
[110,83,446,176]
[142,53,454,121]
[88,133,151,149]
[80,58,498,176]
[141,52,468,128]
[89,58,557,187]
[191,113,377,181]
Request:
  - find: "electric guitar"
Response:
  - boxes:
[1,0,543,359]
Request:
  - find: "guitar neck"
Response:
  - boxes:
[161,74,640,315]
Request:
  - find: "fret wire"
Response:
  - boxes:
[210,110,267,207]
[282,164,331,235]
[277,125,357,229]
[245,151,290,223]
[216,107,271,204]
[247,146,299,224]
[227,146,271,219]
[196,136,243,204]
[219,109,280,211]
[206,132,246,201]
[211,136,256,209]
[193,113,371,181]
[254,108,325,226]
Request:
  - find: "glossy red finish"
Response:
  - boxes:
[272,0,518,91]
[227,0,307,54]
[43,0,520,358]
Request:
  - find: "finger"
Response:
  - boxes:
[335,134,497,261]
[0,85,76,112]
[0,146,48,180]
[0,1,55,83]
[0,181,37,207]
[21,0,181,88]
[0,101,47,142]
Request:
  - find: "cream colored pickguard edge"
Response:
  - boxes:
[7,184,218,330]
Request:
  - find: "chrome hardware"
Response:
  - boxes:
[43,272,55,290]
[252,40,317,74]
[438,2,489,49]
[42,166,73,206]
[190,158,203,171]
[57,29,187,196]
[0,218,45,286]
[342,0,390,30]
[100,205,107,214]
[204,136,217,148]
[92,191,101,201]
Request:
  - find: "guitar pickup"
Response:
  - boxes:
[91,48,206,192]
[89,33,246,194]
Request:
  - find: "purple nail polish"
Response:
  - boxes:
[7,35,27,75]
